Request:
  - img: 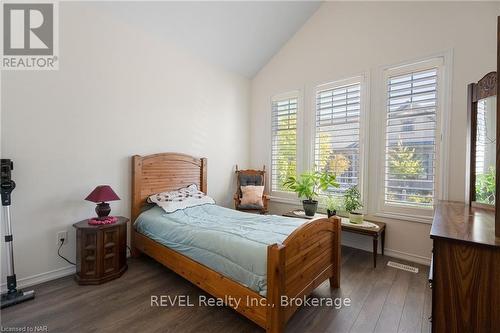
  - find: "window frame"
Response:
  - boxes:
[269,90,303,200]
[311,75,369,209]
[376,57,449,221]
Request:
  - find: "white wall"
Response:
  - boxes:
[250,1,499,264]
[1,3,250,287]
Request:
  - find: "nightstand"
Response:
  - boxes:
[73,216,128,285]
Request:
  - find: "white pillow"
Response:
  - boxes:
[240,185,264,207]
[147,184,215,213]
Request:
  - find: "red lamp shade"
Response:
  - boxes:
[85,185,120,220]
[85,185,120,203]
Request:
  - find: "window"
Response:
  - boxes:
[383,62,442,209]
[266,56,449,222]
[271,93,298,192]
[314,79,363,197]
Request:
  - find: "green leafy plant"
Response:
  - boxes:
[324,195,344,212]
[475,166,496,205]
[283,171,339,201]
[344,186,363,213]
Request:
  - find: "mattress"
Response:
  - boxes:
[134,204,304,296]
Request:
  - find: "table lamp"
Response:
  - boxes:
[85,185,120,219]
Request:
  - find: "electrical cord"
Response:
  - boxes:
[58,238,76,265]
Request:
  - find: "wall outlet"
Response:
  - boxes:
[57,230,68,245]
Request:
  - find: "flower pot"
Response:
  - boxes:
[302,200,318,217]
[327,209,336,218]
[349,212,364,224]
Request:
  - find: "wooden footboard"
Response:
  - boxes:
[266,216,341,333]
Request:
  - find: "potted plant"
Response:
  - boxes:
[324,195,343,218]
[344,185,363,224]
[283,171,338,216]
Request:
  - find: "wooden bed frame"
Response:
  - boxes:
[131,153,341,333]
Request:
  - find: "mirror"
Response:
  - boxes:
[475,96,496,205]
[467,71,497,209]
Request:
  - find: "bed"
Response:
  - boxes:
[131,153,341,333]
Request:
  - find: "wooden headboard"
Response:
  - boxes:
[131,153,207,222]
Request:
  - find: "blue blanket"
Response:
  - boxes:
[134,204,304,295]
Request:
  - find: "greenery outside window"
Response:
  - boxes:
[271,93,298,193]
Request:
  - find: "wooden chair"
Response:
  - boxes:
[234,165,270,214]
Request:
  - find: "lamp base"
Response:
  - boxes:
[95,202,111,219]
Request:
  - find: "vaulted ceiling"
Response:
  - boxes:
[98,1,321,77]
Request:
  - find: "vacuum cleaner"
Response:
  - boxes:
[1,159,35,308]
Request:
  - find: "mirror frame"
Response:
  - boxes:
[467,71,497,209]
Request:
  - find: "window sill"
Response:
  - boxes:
[370,212,433,225]
[270,196,434,225]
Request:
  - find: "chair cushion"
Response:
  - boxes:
[239,174,263,187]
[240,185,264,208]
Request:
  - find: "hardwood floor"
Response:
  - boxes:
[1,247,430,333]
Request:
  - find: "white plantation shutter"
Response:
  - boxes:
[384,66,439,208]
[271,95,298,192]
[315,81,362,196]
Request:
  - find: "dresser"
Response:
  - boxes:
[73,217,128,285]
[430,201,500,332]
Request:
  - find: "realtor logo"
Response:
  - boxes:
[4,3,53,55]
[1,1,59,70]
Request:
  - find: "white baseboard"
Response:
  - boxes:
[341,239,431,266]
[1,265,75,293]
[383,248,431,266]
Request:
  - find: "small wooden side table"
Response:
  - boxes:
[282,211,386,268]
[73,216,129,285]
